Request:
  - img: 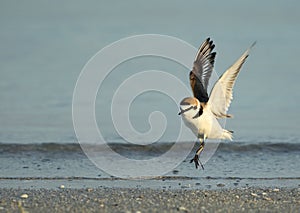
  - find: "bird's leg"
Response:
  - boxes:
[190,138,205,170]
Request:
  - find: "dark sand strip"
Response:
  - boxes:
[1,188,299,213]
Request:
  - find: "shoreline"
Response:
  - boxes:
[1,187,299,212]
[1,175,300,191]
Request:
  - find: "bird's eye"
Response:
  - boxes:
[193,106,197,110]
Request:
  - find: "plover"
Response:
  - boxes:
[178,38,255,169]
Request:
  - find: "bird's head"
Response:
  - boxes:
[178,97,200,118]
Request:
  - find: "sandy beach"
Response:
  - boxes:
[1,143,300,212]
[1,187,299,212]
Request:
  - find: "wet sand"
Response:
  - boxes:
[1,187,299,213]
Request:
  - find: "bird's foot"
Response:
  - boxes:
[190,141,205,170]
[190,154,204,170]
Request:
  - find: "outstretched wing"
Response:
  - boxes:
[208,42,256,118]
[190,38,216,103]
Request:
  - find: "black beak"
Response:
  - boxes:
[178,107,185,115]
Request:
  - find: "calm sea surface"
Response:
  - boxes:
[0,1,300,185]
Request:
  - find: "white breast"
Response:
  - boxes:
[181,114,200,137]
[181,107,224,139]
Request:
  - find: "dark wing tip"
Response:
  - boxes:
[190,38,217,102]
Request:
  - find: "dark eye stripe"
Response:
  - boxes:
[179,106,194,115]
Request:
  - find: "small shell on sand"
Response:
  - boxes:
[20,194,28,199]
[263,197,272,201]
[251,193,258,197]
[178,206,188,212]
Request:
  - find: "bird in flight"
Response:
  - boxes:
[178,38,255,169]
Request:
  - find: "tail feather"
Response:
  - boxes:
[222,129,233,141]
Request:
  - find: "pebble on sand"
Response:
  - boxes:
[217,183,225,187]
[59,185,65,189]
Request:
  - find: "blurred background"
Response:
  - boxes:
[1,0,299,144]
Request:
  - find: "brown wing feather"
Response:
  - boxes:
[190,38,216,103]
